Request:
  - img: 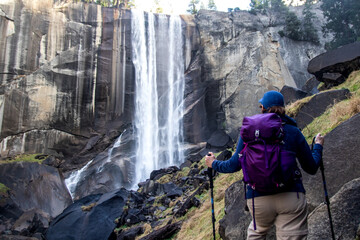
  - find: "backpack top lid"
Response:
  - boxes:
[241,113,283,142]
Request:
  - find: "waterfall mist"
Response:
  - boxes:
[131,10,185,186]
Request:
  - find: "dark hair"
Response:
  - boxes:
[263,106,286,115]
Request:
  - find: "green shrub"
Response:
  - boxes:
[0,183,9,195]
[0,154,47,164]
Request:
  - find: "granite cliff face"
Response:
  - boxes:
[0,0,327,208]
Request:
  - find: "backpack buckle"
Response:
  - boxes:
[255,130,260,138]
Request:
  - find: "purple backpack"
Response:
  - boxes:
[239,113,298,193]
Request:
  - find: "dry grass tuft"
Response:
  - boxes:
[81,202,97,212]
[328,95,360,128]
[285,95,314,118]
[301,71,360,142]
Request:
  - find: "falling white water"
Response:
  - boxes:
[131,10,185,186]
[65,159,93,199]
[98,130,126,172]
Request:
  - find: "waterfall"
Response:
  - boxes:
[131,10,185,186]
[65,159,94,199]
[98,130,126,172]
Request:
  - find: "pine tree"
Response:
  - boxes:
[187,0,200,14]
[207,0,217,10]
[249,0,269,13]
[269,0,287,14]
[321,0,360,49]
[302,0,319,43]
[284,11,302,40]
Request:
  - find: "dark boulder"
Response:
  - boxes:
[308,41,360,86]
[115,225,144,240]
[139,180,163,196]
[216,149,233,161]
[280,85,310,105]
[150,166,180,181]
[139,180,182,199]
[308,178,360,240]
[218,180,275,240]
[123,208,146,225]
[0,235,38,240]
[302,113,360,210]
[42,156,63,168]
[319,72,346,90]
[179,160,192,169]
[219,181,250,240]
[185,153,203,163]
[206,130,234,149]
[200,130,234,157]
[0,162,72,218]
[46,189,129,240]
[139,221,182,240]
[163,183,183,199]
[0,193,23,223]
[294,89,350,129]
[174,183,207,218]
[12,209,50,237]
[301,77,320,95]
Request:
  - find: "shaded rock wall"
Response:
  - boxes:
[0,162,72,218]
[0,0,135,162]
[192,9,324,140]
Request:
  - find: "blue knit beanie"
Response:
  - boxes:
[258,91,284,109]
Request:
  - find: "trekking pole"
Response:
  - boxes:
[312,137,335,240]
[207,155,216,240]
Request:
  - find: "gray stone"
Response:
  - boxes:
[308,41,360,83]
[280,85,310,105]
[294,89,350,130]
[301,76,320,94]
[308,178,360,240]
[303,113,360,210]
[218,180,277,240]
[12,209,50,236]
[46,189,129,240]
[0,162,72,218]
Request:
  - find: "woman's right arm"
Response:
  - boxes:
[296,132,323,175]
[211,137,244,173]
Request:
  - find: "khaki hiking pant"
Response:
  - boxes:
[246,192,308,240]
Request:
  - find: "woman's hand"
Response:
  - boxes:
[205,152,216,168]
[315,133,324,146]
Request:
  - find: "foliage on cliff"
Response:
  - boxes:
[0,183,10,195]
[321,0,360,50]
[0,154,47,164]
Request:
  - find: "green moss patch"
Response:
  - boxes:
[0,154,47,165]
[0,183,10,195]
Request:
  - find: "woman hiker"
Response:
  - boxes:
[205,90,324,240]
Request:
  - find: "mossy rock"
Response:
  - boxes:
[0,154,47,165]
[0,182,10,195]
